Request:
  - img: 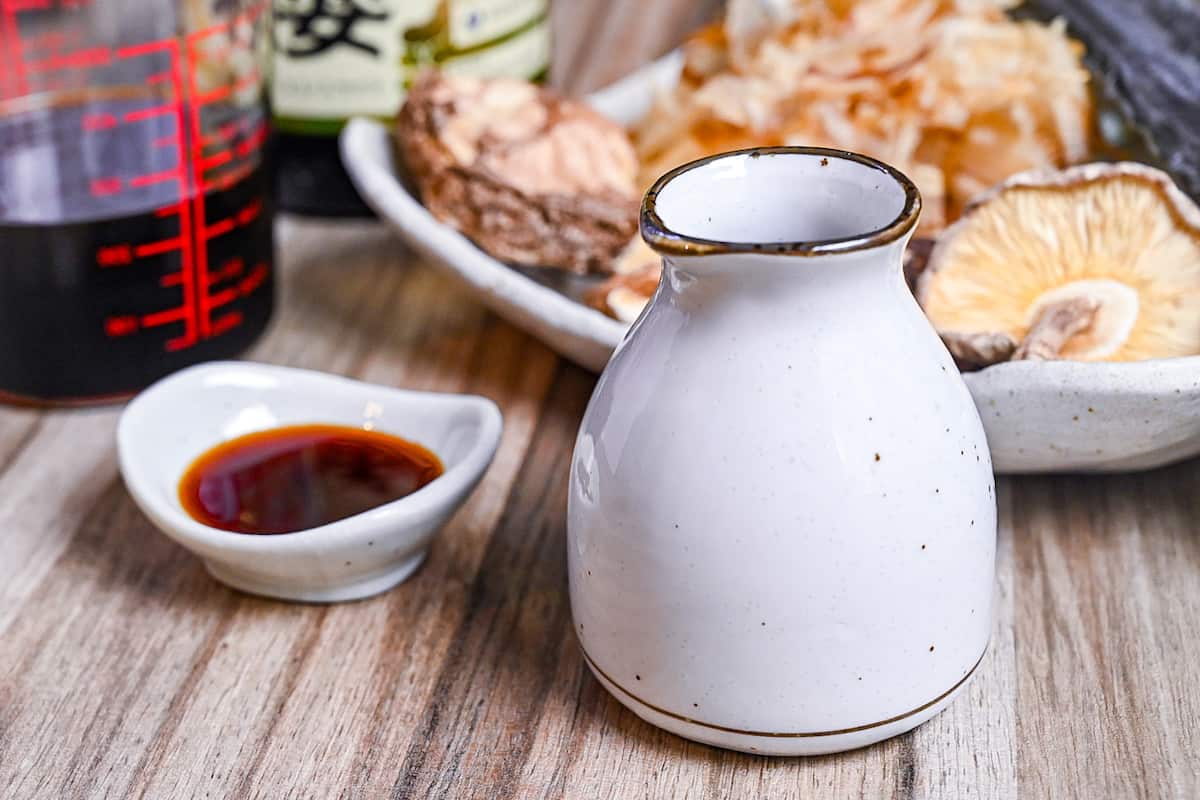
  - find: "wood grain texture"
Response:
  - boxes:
[1,2,1198,798]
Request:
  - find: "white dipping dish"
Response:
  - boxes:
[117,362,502,603]
[339,52,1200,475]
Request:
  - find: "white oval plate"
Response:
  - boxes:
[339,53,1200,474]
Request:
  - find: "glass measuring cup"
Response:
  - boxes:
[0,0,274,404]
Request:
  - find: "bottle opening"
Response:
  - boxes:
[641,147,920,257]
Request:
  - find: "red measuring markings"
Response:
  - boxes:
[89,176,122,196]
[208,257,245,284]
[134,236,184,258]
[141,307,188,328]
[111,34,199,349]
[198,149,233,171]
[209,311,243,337]
[237,197,262,225]
[200,117,266,149]
[203,216,234,240]
[236,119,268,157]
[102,305,189,342]
[96,243,133,268]
[104,314,138,338]
[98,234,183,265]
[207,285,239,309]
[24,44,108,72]
[238,262,268,295]
[82,112,118,131]
[209,262,267,310]
[123,104,173,123]
[0,0,28,98]
[6,0,271,353]
[129,168,178,188]
[202,198,262,240]
[184,1,269,339]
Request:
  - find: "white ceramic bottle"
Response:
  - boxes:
[567,147,996,756]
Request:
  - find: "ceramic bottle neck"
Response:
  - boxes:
[640,147,921,306]
[659,237,912,304]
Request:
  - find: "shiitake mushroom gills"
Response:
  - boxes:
[918,163,1200,365]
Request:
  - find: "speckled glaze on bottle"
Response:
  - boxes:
[567,148,996,756]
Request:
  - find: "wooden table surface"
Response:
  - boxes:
[3,3,1199,798]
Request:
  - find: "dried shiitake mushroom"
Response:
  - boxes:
[918,163,1200,365]
[397,71,640,275]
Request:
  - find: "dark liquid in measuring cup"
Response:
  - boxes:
[0,96,274,403]
[179,424,444,535]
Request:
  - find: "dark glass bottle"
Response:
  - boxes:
[272,0,552,217]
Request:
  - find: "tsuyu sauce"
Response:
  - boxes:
[179,424,443,534]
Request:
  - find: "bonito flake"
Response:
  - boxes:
[632,0,1092,234]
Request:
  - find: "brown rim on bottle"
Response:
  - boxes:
[640,146,922,258]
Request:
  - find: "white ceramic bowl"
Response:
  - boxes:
[117,362,503,602]
[339,52,1200,474]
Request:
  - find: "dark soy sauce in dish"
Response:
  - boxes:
[179,424,443,534]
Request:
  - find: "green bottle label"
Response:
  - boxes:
[272,0,549,136]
